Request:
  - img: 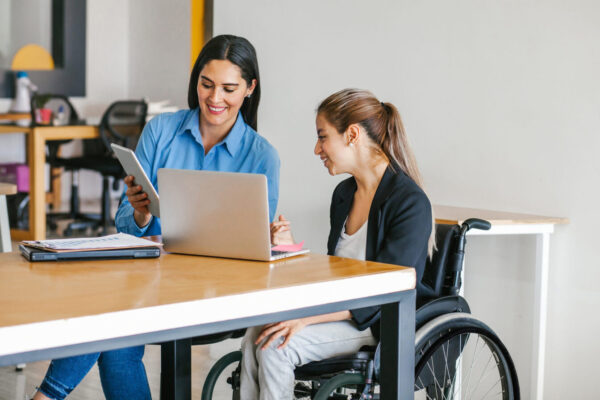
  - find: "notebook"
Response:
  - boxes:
[19,233,162,262]
[22,233,161,252]
[157,169,309,261]
[19,244,161,262]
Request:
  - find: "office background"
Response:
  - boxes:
[0,0,597,398]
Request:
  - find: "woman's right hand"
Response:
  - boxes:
[270,215,294,245]
[124,175,152,228]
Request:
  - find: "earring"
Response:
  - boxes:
[349,142,354,147]
[246,93,252,98]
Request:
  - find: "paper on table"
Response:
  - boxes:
[22,233,162,253]
[271,241,305,252]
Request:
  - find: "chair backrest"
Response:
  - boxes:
[418,223,461,305]
[99,100,148,153]
[30,93,80,127]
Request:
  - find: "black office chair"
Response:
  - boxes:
[60,100,148,235]
[201,219,521,400]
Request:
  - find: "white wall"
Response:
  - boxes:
[128,0,190,109]
[214,0,599,398]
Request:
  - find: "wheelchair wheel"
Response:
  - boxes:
[201,350,242,400]
[312,372,367,400]
[415,313,519,400]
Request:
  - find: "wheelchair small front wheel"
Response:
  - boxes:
[201,350,242,400]
[415,313,519,400]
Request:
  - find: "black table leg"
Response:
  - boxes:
[160,339,192,400]
[380,289,416,399]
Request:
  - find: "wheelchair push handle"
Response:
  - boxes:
[448,218,492,295]
[457,218,491,252]
[461,218,491,233]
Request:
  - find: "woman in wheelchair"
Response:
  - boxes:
[239,88,435,400]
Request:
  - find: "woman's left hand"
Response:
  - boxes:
[270,215,294,245]
[255,319,307,350]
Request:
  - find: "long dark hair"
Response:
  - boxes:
[187,34,261,130]
[318,88,435,256]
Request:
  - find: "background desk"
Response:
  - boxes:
[0,251,416,399]
[434,205,568,400]
[0,113,30,121]
[0,123,99,241]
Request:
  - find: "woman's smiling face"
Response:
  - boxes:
[196,59,255,129]
[314,113,352,176]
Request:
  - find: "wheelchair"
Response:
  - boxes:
[201,219,520,400]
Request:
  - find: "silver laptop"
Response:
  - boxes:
[157,169,309,261]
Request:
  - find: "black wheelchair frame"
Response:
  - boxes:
[201,219,520,400]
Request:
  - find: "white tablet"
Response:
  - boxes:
[111,143,160,217]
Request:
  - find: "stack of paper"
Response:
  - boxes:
[22,233,161,253]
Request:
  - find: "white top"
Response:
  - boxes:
[334,219,368,260]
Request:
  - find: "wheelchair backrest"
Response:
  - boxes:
[418,223,461,305]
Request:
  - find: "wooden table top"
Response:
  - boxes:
[434,204,569,225]
[0,251,415,329]
[0,183,17,196]
[0,113,29,121]
[0,123,99,138]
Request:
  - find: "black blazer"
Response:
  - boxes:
[327,165,432,338]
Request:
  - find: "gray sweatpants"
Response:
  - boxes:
[240,320,377,400]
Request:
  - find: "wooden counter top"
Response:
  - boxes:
[434,204,569,226]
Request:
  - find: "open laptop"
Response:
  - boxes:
[157,169,309,261]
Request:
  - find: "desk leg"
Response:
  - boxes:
[28,128,46,240]
[380,289,415,400]
[160,339,192,400]
[50,166,63,210]
[531,233,550,400]
[0,195,11,252]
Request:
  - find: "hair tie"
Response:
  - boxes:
[380,102,385,107]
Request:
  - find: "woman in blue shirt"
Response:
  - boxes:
[33,35,280,400]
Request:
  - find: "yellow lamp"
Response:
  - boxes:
[11,44,55,70]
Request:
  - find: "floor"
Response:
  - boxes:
[0,339,242,400]
[0,199,241,399]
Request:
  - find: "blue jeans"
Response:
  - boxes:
[38,345,151,400]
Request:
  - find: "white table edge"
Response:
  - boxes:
[0,269,415,359]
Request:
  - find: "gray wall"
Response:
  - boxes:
[0,0,189,198]
[0,0,52,69]
[213,0,599,398]
[0,0,132,197]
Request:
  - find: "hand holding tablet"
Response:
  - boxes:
[111,143,161,218]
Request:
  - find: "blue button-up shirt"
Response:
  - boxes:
[115,108,280,236]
